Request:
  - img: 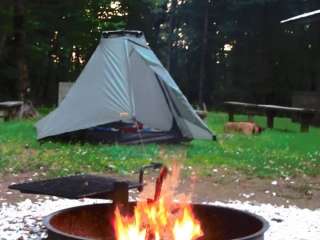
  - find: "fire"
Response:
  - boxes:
[114,207,146,240]
[173,208,203,240]
[113,164,204,240]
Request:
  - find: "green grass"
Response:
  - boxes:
[186,113,320,177]
[0,112,319,177]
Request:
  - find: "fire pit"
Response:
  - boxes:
[44,203,268,240]
[10,164,269,240]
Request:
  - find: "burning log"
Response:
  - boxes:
[153,166,168,202]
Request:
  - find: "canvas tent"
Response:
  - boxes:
[36,30,215,144]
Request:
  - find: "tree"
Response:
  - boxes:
[198,0,211,105]
[2,0,320,106]
[0,1,11,60]
[14,0,29,100]
[8,0,124,104]
[166,0,177,72]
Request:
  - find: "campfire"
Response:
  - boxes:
[9,163,269,240]
[113,164,203,240]
[113,198,203,240]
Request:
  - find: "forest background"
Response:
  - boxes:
[1,0,319,107]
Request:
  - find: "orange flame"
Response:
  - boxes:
[114,207,146,240]
[113,164,204,240]
[173,207,203,240]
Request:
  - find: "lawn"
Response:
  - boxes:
[0,112,319,178]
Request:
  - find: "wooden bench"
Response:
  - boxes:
[0,101,23,121]
[224,101,318,132]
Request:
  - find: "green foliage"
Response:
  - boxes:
[0,0,126,101]
[1,112,319,177]
[0,4,13,33]
[2,0,320,104]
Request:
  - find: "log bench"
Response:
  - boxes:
[0,101,23,121]
[224,101,318,132]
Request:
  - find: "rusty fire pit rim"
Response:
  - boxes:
[43,202,269,240]
[44,211,91,240]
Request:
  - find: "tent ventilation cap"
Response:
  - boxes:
[102,30,144,39]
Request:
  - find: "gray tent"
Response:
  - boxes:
[36,30,214,144]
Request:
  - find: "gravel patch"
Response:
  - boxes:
[1,198,319,240]
[210,201,320,240]
[0,198,109,240]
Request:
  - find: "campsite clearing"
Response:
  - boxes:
[0,112,319,178]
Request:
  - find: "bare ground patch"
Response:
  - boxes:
[1,169,319,209]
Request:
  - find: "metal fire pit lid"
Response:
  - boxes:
[9,174,142,200]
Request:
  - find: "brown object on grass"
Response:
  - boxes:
[224,101,317,132]
[224,122,264,135]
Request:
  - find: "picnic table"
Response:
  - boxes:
[0,101,23,121]
[224,101,317,132]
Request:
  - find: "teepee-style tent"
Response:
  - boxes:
[36,30,215,144]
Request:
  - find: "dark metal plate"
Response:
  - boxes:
[9,174,142,200]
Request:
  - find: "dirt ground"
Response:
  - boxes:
[1,169,320,209]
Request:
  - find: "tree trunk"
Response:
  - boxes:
[166,0,177,72]
[152,4,167,49]
[42,31,60,105]
[198,0,210,105]
[14,0,29,101]
[0,32,7,60]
